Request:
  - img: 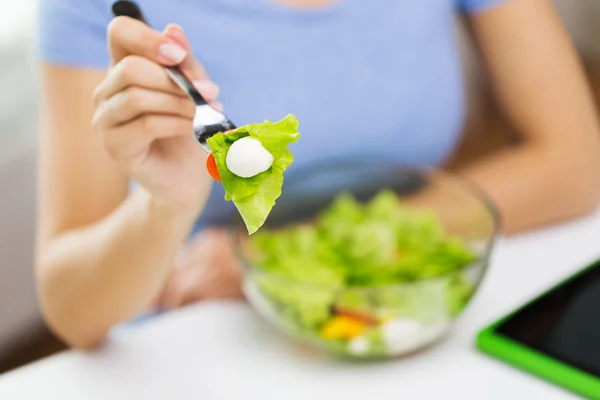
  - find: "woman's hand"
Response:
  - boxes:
[92,17,221,214]
[156,228,245,309]
[37,18,227,347]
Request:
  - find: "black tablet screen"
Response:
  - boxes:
[495,259,600,377]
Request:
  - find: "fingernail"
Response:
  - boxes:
[164,24,186,43]
[165,23,184,34]
[158,43,187,64]
[193,80,220,99]
[210,100,224,112]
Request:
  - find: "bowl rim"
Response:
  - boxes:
[229,162,501,292]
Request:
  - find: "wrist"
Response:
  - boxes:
[145,191,203,232]
[150,190,208,221]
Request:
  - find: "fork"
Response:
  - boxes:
[111,0,236,153]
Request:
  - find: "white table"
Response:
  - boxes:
[2,211,600,400]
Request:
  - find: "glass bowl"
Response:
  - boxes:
[231,160,500,359]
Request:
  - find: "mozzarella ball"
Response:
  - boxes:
[381,317,424,354]
[225,137,274,178]
[348,336,370,356]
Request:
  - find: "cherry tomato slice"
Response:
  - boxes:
[206,153,221,182]
[205,129,234,182]
[331,307,379,326]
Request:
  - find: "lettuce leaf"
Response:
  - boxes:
[250,190,477,287]
[207,114,300,234]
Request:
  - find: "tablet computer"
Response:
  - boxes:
[477,258,600,399]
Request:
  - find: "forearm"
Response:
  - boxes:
[37,189,198,348]
[461,0,600,233]
[461,142,600,234]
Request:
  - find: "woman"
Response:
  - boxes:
[36,0,600,348]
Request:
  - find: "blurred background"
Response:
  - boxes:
[0,0,600,373]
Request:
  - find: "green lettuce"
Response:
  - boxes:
[207,114,300,234]
[255,274,336,331]
[251,190,477,287]
[249,190,478,331]
[248,190,481,357]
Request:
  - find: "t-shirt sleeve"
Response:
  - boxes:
[457,0,508,14]
[38,0,111,69]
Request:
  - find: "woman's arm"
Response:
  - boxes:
[37,22,217,349]
[37,67,199,349]
[461,0,600,233]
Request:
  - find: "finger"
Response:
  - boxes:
[192,80,220,101]
[100,114,193,162]
[177,264,213,305]
[94,56,186,104]
[182,243,244,302]
[154,252,187,311]
[97,87,196,127]
[162,25,221,102]
[94,55,221,107]
[163,24,208,80]
[184,261,244,302]
[157,270,188,310]
[168,241,221,307]
[107,16,187,66]
[210,100,224,112]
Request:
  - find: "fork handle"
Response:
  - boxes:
[111,1,209,106]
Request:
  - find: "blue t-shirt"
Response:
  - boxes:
[38,0,506,228]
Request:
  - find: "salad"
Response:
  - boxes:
[206,114,300,234]
[244,190,480,358]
